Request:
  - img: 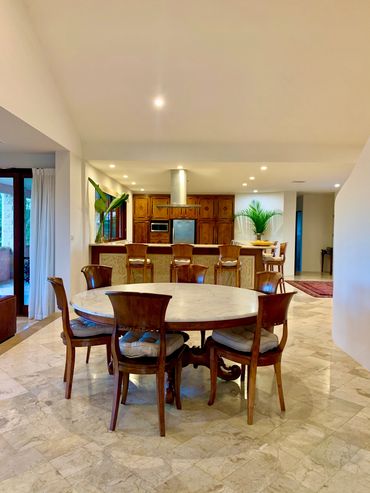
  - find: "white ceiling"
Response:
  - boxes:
[22,0,370,193]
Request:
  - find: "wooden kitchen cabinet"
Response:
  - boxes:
[217,196,234,219]
[133,221,149,243]
[133,195,149,219]
[151,196,170,219]
[216,220,234,245]
[170,195,199,219]
[198,197,215,219]
[149,232,170,244]
[197,220,216,244]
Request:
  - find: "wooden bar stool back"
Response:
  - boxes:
[263,242,287,292]
[170,243,193,282]
[214,244,242,287]
[125,243,154,283]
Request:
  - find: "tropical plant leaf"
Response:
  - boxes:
[235,200,281,234]
[106,193,129,213]
[88,177,107,202]
[94,197,107,214]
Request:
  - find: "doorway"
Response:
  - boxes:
[0,169,32,315]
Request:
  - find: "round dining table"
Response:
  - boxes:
[71,282,260,401]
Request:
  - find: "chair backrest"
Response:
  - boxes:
[218,244,241,261]
[255,271,282,294]
[171,243,193,260]
[47,277,73,339]
[81,264,113,290]
[251,291,296,358]
[106,291,172,365]
[126,243,148,260]
[175,264,208,283]
[279,242,287,259]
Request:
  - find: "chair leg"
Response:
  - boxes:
[200,330,206,348]
[156,369,166,437]
[65,346,75,399]
[121,373,129,404]
[110,370,123,431]
[208,346,218,405]
[106,343,113,375]
[63,347,68,382]
[86,346,91,364]
[174,359,182,410]
[274,361,286,412]
[214,265,218,285]
[240,364,246,382]
[247,363,257,424]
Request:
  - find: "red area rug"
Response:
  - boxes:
[286,280,333,298]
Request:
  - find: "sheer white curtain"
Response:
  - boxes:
[29,168,55,320]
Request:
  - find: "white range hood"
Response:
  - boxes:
[158,169,200,208]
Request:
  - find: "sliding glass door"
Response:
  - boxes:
[0,170,32,315]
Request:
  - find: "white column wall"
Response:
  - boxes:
[301,193,334,272]
[333,137,370,370]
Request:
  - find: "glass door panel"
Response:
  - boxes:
[0,178,14,296]
[24,178,32,306]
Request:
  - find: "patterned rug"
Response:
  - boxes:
[286,280,333,298]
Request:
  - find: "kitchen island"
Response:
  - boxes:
[90,242,267,288]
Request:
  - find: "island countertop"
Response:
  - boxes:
[90,242,268,288]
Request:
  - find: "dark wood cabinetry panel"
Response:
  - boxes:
[216,221,234,244]
[217,197,234,219]
[133,195,150,219]
[169,195,199,219]
[133,221,149,243]
[197,220,216,244]
[149,232,170,244]
[151,196,170,219]
[198,197,214,219]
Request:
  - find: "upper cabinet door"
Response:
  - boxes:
[133,195,149,219]
[198,197,214,219]
[151,196,170,219]
[217,197,234,219]
[185,195,200,219]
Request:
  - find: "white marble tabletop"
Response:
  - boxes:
[70,283,260,329]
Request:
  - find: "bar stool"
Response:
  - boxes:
[170,243,193,282]
[263,242,287,292]
[126,243,154,283]
[214,244,241,287]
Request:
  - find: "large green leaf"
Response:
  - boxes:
[106,193,129,213]
[94,197,107,214]
[235,200,281,234]
[88,177,108,202]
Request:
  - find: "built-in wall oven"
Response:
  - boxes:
[150,221,169,233]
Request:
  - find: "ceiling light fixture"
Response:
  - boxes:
[153,96,165,109]
[140,188,145,192]
[131,181,136,185]
[253,189,258,193]
[177,164,183,169]
[249,176,255,180]
[242,182,247,187]
[123,174,128,179]
[109,163,116,168]
[260,166,268,171]
[334,183,341,188]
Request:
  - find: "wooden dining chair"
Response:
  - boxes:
[170,243,193,282]
[81,264,113,364]
[214,244,242,287]
[106,291,186,436]
[174,263,209,347]
[125,243,154,283]
[48,277,113,399]
[208,291,296,424]
[263,242,287,292]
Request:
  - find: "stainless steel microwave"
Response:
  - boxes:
[150,222,169,233]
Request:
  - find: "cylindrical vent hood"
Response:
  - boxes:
[170,169,187,205]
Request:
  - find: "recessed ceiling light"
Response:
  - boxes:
[242,182,247,187]
[249,176,255,180]
[260,166,268,171]
[177,164,183,169]
[109,163,116,168]
[253,189,258,193]
[140,188,145,192]
[123,174,128,179]
[153,96,165,109]
[334,183,341,188]
[131,181,136,185]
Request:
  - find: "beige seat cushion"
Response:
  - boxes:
[212,325,278,353]
[119,331,184,358]
[173,258,191,265]
[70,317,113,337]
[128,258,152,265]
[264,256,284,262]
[219,260,239,267]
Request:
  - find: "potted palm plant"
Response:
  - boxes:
[88,177,129,243]
[235,200,281,240]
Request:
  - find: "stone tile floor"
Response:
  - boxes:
[0,282,370,492]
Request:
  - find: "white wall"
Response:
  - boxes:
[234,192,296,276]
[0,152,55,168]
[301,194,334,272]
[84,162,133,244]
[333,137,370,370]
[0,0,81,155]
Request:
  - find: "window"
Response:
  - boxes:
[96,192,127,241]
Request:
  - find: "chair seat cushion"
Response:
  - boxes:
[218,260,239,267]
[173,258,191,266]
[262,253,274,259]
[212,325,278,353]
[119,331,184,358]
[264,256,283,262]
[70,317,113,337]
[128,258,152,265]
